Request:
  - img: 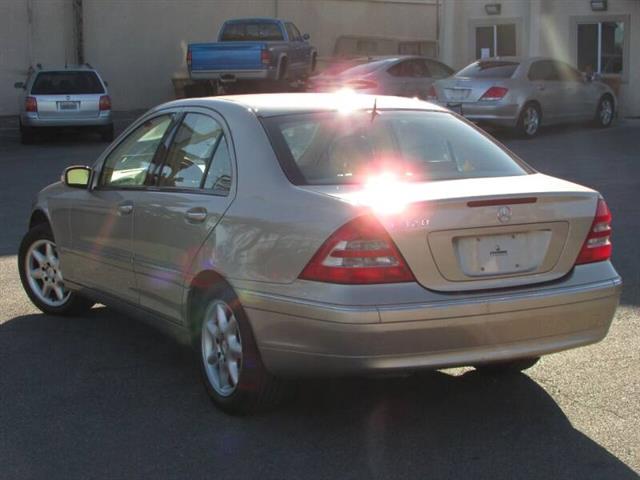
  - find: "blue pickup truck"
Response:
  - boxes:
[187,18,317,87]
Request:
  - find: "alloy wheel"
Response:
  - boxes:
[523,106,540,136]
[201,300,243,397]
[600,98,613,126]
[24,239,70,307]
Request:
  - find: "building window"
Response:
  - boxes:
[475,24,516,59]
[577,21,624,74]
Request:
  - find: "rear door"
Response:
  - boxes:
[30,70,105,120]
[66,113,176,303]
[132,109,235,323]
[527,60,563,122]
[556,61,592,119]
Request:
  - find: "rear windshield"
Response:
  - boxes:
[339,60,393,77]
[457,61,519,79]
[262,110,530,185]
[31,71,104,95]
[220,22,284,41]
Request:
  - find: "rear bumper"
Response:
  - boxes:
[441,101,520,127]
[21,112,112,128]
[238,263,622,376]
[189,68,277,81]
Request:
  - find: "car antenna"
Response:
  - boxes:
[370,97,380,123]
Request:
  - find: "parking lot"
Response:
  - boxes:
[1,117,638,479]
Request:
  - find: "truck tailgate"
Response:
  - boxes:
[189,42,265,71]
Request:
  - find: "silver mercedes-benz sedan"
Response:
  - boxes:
[19,93,622,413]
[429,57,616,137]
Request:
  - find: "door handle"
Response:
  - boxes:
[185,208,208,223]
[117,202,134,215]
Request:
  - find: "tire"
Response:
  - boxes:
[194,283,287,414]
[594,95,614,128]
[516,102,541,138]
[474,357,540,375]
[19,122,36,145]
[18,223,94,316]
[277,58,289,90]
[99,124,114,142]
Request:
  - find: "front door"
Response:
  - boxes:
[132,110,235,323]
[66,113,176,303]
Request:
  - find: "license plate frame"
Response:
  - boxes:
[455,231,552,277]
[58,101,79,111]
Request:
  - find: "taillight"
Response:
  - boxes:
[99,95,111,111]
[345,79,379,90]
[479,86,509,101]
[575,198,612,265]
[261,49,271,65]
[187,49,192,69]
[426,85,438,101]
[25,96,37,112]
[299,215,415,284]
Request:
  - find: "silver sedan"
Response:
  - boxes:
[19,93,621,413]
[430,57,616,137]
[308,55,454,99]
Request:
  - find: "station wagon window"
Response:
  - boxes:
[100,114,173,187]
[31,71,104,95]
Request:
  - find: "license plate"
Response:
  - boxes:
[58,101,79,111]
[455,231,551,277]
[445,88,470,102]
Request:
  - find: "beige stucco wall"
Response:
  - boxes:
[0,0,76,116]
[440,0,640,116]
[83,0,437,111]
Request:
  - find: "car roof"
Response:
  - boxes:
[161,93,447,117]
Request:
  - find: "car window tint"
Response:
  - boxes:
[159,113,223,189]
[203,136,233,195]
[387,60,411,77]
[427,60,453,79]
[556,62,583,82]
[100,115,173,187]
[529,61,559,81]
[286,23,301,41]
[220,22,283,41]
[457,61,519,78]
[31,71,104,95]
[264,111,530,185]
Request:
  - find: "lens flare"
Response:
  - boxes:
[354,171,410,215]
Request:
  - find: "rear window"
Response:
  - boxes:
[340,60,394,77]
[457,61,519,79]
[31,71,104,95]
[220,22,284,41]
[262,110,530,185]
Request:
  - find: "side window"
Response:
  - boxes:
[159,113,222,189]
[285,23,300,42]
[557,62,583,82]
[528,60,558,81]
[100,114,173,187]
[203,136,232,195]
[427,60,453,79]
[388,61,410,77]
[411,59,431,77]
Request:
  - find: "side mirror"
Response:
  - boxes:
[14,82,25,89]
[303,33,310,41]
[62,166,92,188]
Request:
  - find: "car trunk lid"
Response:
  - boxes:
[300,173,599,292]
[34,94,101,119]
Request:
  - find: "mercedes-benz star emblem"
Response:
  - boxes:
[497,206,512,223]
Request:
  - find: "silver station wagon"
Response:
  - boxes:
[14,65,114,144]
[19,93,622,413]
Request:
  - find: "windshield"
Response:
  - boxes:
[31,71,105,95]
[263,110,531,185]
[457,61,519,79]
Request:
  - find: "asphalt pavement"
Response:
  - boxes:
[0,116,638,479]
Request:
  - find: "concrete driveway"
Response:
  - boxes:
[0,117,638,479]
